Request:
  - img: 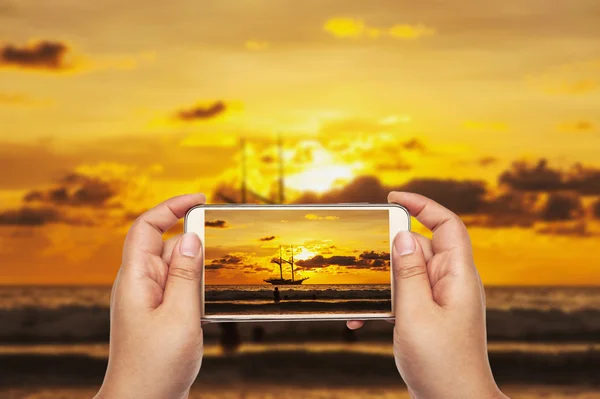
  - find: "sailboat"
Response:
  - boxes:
[264,245,309,285]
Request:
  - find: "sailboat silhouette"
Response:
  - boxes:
[264,245,309,285]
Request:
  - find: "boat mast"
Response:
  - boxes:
[279,245,283,279]
[290,245,294,282]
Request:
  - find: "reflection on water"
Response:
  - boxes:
[1,341,600,358]
[1,386,599,399]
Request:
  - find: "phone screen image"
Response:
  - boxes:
[202,208,394,319]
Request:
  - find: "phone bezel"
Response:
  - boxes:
[185,203,410,322]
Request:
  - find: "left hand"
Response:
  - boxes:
[95,193,206,399]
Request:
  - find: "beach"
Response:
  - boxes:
[0,285,599,398]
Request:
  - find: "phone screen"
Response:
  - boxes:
[199,207,397,320]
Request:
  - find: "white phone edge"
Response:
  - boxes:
[184,203,410,323]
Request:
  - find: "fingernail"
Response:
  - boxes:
[394,231,415,256]
[180,232,200,258]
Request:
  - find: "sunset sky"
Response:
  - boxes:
[1,0,599,285]
[204,209,390,285]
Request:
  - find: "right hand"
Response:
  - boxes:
[347,192,508,399]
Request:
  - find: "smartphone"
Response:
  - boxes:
[185,204,410,322]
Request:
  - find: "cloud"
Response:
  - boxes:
[323,17,434,40]
[529,60,600,95]
[388,24,435,39]
[0,206,61,226]
[558,121,594,133]
[296,254,357,268]
[23,173,121,208]
[402,138,427,153]
[540,194,583,221]
[374,160,412,172]
[294,176,388,204]
[499,159,564,192]
[359,251,390,260]
[261,154,275,164]
[206,254,243,270]
[296,251,390,270]
[304,214,339,220]
[473,192,539,228]
[0,92,50,107]
[205,219,227,228]
[399,178,488,215]
[323,17,365,38]
[478,157,498,167]
[536,222,592,237]
[245,40,269,51]
[259,235,276,241]
[176,101,227,121]
[499,159,600,195]
[594,200,600,219]
[0,40,71,71]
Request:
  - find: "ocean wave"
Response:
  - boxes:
[205,289,391,301]
[1,306,600,343]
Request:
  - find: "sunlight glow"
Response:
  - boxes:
[287,165,354,193]
[294,248,316,261]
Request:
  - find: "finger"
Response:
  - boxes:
[162,232,203,315]
[162,234,182,264]
[346,320,364,330]
[123,193,206,266]
[388,191,470,254]
[347,236,433,329]
[413,232,433,263]
[392,231,434,316]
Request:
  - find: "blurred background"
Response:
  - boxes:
[1,0,599,398]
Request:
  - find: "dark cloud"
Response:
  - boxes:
[296,255,357,268]
[205,263,231,270]
[402,138,427,153]
[478,156,498,167]
[474,192,539,227]
[536,222,592,237]
[294,176,388,204]
[293,175,487,215]
[566,121,594,132]
[498,159,600,195]
[261,154,275,164]
[206,254,243,270]
[566,164,600,195]
[296,252,390,270]
[0,207,61,226]
[259,235,276,241]
[0,41,70,70]
[594,199,600,219]
[399,178,487,214]
[375,159,412,172]
[541,194,583,221]
[23,173,120,207]
[212,255,242,264]
[205,219,227,228]
[176,101,226,121]
[359,251,390,260]
[499,159,565,192]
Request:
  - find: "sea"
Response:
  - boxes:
[205,284,392,315]
[0,285,599,398]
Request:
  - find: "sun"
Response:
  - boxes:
[294,248,316,261]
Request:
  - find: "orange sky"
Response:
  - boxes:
[0,1,599,285]
[203,209,391,285]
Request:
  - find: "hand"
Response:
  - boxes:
[347,192,508,399]
[95,194,206,399]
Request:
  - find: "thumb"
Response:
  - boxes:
[392,231,433,317]
[162,232,203,314]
